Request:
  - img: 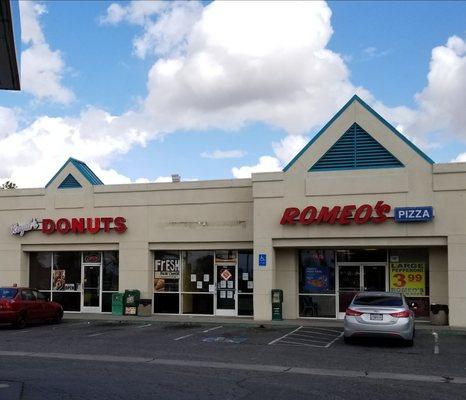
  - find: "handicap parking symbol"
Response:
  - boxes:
[259,253,267,268]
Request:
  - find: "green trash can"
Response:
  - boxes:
[112,293,124,316]
[123,289,141,315]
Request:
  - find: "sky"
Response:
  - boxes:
[1,0,466,187]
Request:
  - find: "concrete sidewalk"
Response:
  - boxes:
[63,312,462,332]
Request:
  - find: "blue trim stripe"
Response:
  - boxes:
[309,123,404,171]
[45,157,103,188]
[282,95,434,172]
[58,173,82,189]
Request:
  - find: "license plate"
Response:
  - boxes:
[370,313,383,321]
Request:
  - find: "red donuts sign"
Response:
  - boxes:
[280,201,391,226]
[42,217,127,234]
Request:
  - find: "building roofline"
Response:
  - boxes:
[45,157,103,188]
[282,95,434,172]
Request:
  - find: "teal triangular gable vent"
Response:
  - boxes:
[309,123,404,171]
[58,174,82,189]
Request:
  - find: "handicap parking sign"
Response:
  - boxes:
[258,253,267,268]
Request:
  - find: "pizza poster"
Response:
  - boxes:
[389,263,426,296]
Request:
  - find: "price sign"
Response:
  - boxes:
[389,263,425,296]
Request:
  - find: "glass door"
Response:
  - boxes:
[215,264,236,316]
[337,263,387,317]
[338,265,360,317]
[82,264,101,312]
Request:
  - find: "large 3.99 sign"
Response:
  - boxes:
[389,263,426,296]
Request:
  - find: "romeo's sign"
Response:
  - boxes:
[10,217,127,236]
[280,201,391,225]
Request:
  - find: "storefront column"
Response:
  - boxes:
[447,235,466,328]
[253,240,275,320]
[0,243,24,287]
[119,242,152,300]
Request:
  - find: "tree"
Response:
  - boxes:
[1,181,17,189]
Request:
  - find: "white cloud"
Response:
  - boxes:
[106,0,369,135]
[101,1,203,59]
[272,135,309,165]
[19,2,74,104]
[6,1,466,188]
[201,149,246,159]
[0,107,18,139]
[452,153,466,163]
[231,156,281,179]
[154,176,172,183]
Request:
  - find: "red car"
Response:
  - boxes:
[0,287,63,328]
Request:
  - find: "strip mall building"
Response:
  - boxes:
[2,96,466,327]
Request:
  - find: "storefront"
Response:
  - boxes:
[1,95,466,327]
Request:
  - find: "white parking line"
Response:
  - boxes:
[174,334,193,341]
[135,323,152,329]
[87,332,106,337]
[279,340,327,348]
[325,332,344,348]
[300,327,342,333]
[203,325,223,333]
[292,331,337,337]
[268,326,303,345]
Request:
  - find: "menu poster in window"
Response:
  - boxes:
[53,270,66,290]
[303,266,329,293]
[390,263,426,296]
[196,281,203,289]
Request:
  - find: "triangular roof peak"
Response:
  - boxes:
[45,157,103,188]
[283,95,434,172]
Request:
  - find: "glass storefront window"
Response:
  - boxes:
[337,249,387,263]
[299,250,335,294]
[103,251,119,292]
[154,251,180,292]
[29,252,52,290]
[299,295,336,318]
[238,251,253,294]
[53,252,81,292]
[183,251,214,293]
[389,248,429,318]
[182,293,213,315]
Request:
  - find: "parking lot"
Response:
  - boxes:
[1,319,466,399]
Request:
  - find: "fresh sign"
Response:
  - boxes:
[394,207,433,222]
[154,259,180,279]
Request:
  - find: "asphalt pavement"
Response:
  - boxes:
[0,318,465,399]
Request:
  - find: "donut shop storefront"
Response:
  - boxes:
[2,96,466,327]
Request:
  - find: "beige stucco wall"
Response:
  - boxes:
[0,164,254,300]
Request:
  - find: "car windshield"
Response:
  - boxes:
[353,295,403,307]
[0,288,18,299]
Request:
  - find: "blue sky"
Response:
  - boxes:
[1,1,466,187]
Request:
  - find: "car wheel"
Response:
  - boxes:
[404,338,414,347]
[14,313,27,329]
[53,309,63,324]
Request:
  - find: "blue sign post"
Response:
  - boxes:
[394,206,434,223]
[258,253,267,268]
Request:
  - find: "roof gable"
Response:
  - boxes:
[58,173,82,189]
[310,123,404,171]
[45,158,103,188]
[283,95,433,173]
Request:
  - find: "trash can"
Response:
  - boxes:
[111,292,124,316]
[138,299,152,317]
[430,303,449,326]
[123,289,141,316]
[271,289,283,321]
